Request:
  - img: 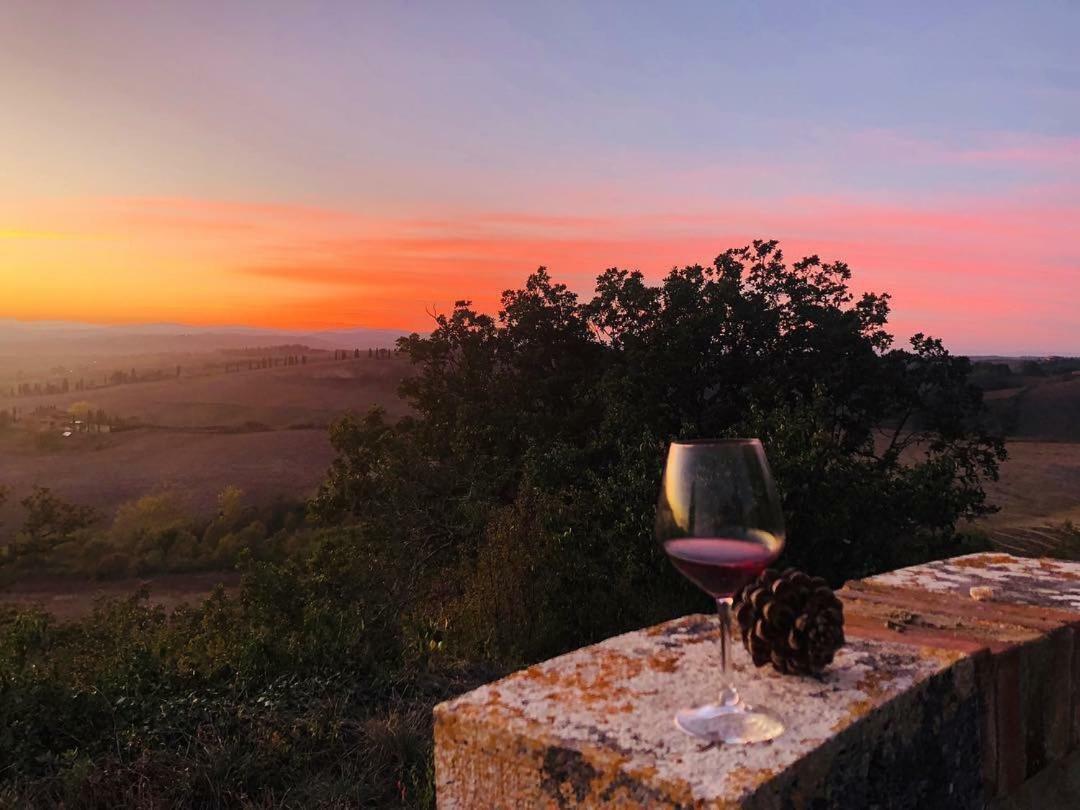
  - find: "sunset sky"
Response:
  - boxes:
[1,1,1078,354]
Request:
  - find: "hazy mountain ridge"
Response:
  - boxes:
[0,319,406,356]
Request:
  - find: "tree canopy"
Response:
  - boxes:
[313,240,1005,663]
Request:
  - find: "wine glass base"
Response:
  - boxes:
[675,703,784,744]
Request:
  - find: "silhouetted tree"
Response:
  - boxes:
[314,240,1005,663]
[1020,360,1045,377]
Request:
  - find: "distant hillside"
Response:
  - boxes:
[3,353,410,429]
[0,428,335,535]
[0,354,409,536]
[0,319,406,357]
[1003,374,1080,442]
[971,357,1080,442]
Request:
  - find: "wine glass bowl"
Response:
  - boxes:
[656,438,786,743]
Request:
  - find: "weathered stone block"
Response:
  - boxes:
[435,614,982,808]
[861,553,1080,775]
[435,553,1080,808]
[865,553,1080,613]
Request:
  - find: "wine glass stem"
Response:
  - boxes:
[716,596,739,707]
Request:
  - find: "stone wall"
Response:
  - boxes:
[434,553,1080,808]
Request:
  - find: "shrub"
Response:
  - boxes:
[217,485,246,527]
[95,551,131,580]
[167,531,202,571]
[214,522,268,567]
[78,538,111,574]
[0,529,460,807]
[110,490,190,551]
[17,487,98,559]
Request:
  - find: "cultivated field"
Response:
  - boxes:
[0,427,335,528]
[981,440,1080,529]
[968,370,1080,556]
[0,353,408,530]
[5,353,409,429]
[976,439,1080,557]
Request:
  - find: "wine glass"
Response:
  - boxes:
[655,438,786,743]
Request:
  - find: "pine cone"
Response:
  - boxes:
[732,568,845,675]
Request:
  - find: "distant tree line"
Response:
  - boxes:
[968,356,1080,391]
[1,344,411,402]
[0,484,304,579]
[331,347,396,360]
[6,367,174,398]
[234,355,307,372]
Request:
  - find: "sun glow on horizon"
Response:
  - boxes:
[1,190,1078,353]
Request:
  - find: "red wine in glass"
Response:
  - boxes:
[663,534,780,597]
[655,438,787,743]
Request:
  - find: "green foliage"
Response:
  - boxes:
[217,484,246,526]
[0,529,459,807]
[214,521,268,567]
[13,487,98,560]
[1,485,306,581]
[109,490,197,576]
[94,550,132,579]
[109,490,190,549]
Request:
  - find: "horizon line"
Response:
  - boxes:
[0,316,1076,359]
